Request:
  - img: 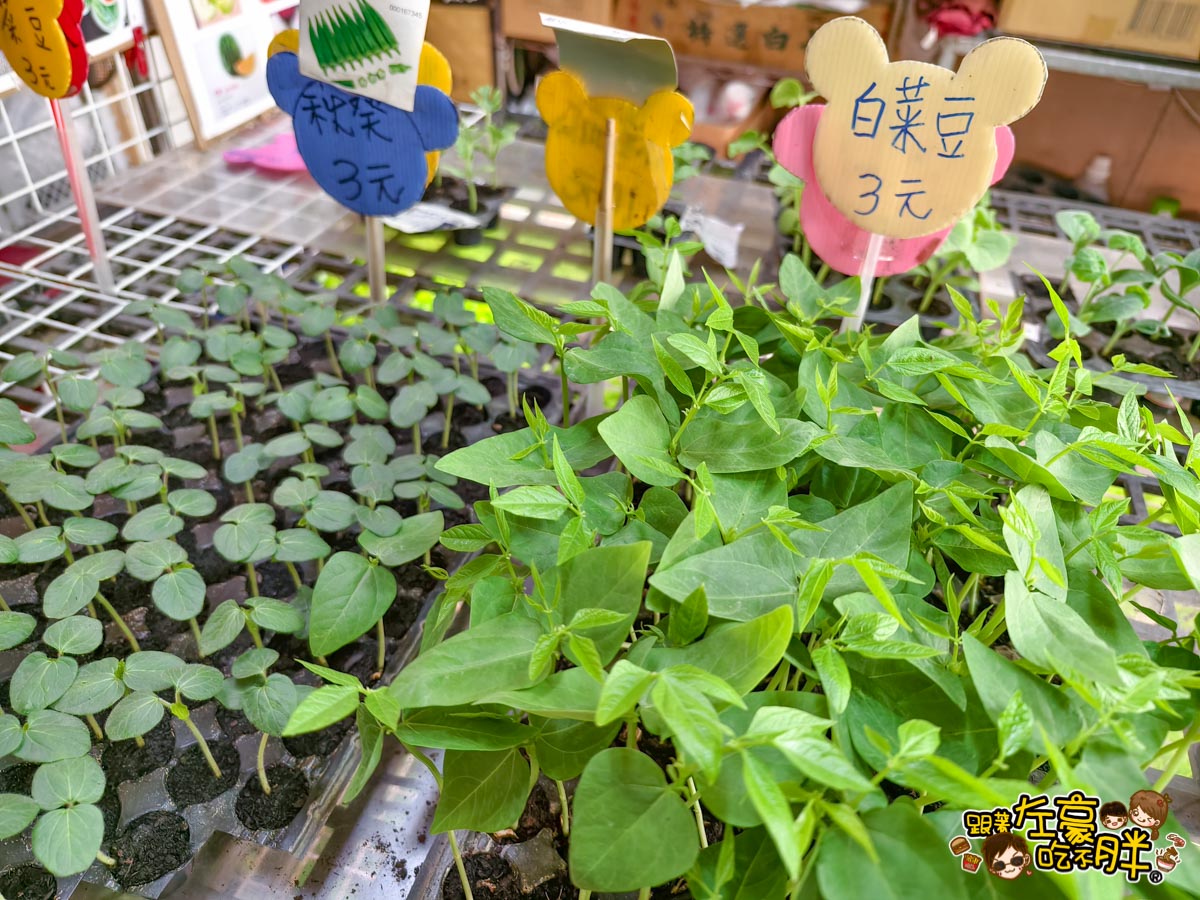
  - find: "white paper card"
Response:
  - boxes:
[681,207,743,269]
[383,203,486,233]
[299,0,429,112]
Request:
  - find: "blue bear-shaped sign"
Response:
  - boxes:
[267,51,458,217]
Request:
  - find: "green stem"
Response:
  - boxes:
[559,356,570,427]
[919,261,957,313]
[257,732,271,796]
[95,592,140,651]
[373,617,385,680]
[325,333,345,379]
[96,851,116,867]
[412,423,422,455]
[134,735,145,749]
[579,892,591,900]
[1102,323,1127,357]
[207,415,221,461]
[230,407,244,452]
[638,888,651,900]
[43,364,68,444]
[35,500,51,528]
[180,714,223,779]
[0,590,8,612]
[85,714,103,741]
[189,618,204,656]
[687,776,708,848]
[246,563,259,597]
[285,561,304,592]
[1,488,35,531]
[872,274,888,308]
[1153,713,1200,792]
[316,655,329,667]
[815,262,830,285]
[244,482,255,505]
[555,779,570,837]
[245,617,264,650]
[441,394,455,450]
[448,830,474,900]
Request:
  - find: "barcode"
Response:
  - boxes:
[1127,0,1200,39]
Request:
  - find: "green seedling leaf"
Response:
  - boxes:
[153,568,206,620]
[248,598,305,634]
[31,804,105,877]
[668,586,707,646]
[122,651,185,691]
[53,659,124,716]
[125,540,188,581]
[105,691,165,740]
[358,511,444,567]
[243,673,298,736]
[309,552,397,657]
[68,549,124,581]
[570,748,699,891]
[168,489,217,518]
[597,396,681,487]
[42,616,103,656]
[492,485,570,520]
[171,662,223,705]
[199,600,247,656]
[232,647,280,679]
[15,710,91,763]
[0,794,39,839]
[0,612,36,650]
[16,528,65,564]
[122,504,183,542]
[10,652,78,714]
[305,491,358,532]
[283,684,360,736]
[431,748,531,834]
[61,517,116,546]
[32,755,105,809]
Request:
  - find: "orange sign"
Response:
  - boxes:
[0,0,89,98]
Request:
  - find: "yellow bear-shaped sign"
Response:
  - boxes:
[537,70,693,232]
[808,17,1046,240]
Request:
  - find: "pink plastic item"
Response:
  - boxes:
[773,104,1014,277]
[223,133,308,174]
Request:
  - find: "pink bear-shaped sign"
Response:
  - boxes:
[773,16,1044,277]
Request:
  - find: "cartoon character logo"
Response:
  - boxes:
[537,70,693,232]
[1129,790,1172,841]
[1099,800,1128,830]
[773,15,1045,276]
[0,0,89,99]
[266,30,457,217]
[982,832,1031,880]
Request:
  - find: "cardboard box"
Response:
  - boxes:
[502,0,615,42]
[999,0,1200,61]
[427,2,496,102]
[691,91,777,159]
[611,0,891,68]
[1009,71,1170,204]
[1122,88,1200,216]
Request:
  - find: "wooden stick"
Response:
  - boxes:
[592,117,617,286]
[366,216,387,306]
[50,98,115,294]
[841,231,885,333]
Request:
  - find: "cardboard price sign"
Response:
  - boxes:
[268,30,458,217]
[300,0,430,112]
[805,17,1045,240]
[0,0,89,98]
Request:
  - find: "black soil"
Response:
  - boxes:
[493,781,553,845]
[165,741,240,807]
[102,717,176,784]
[216,704,260,741]
[98,787,122,839]
[112,811,192,888]
[441,852,520,900]
[0,864,56,900]
[0,763,37,795]
[234,765,309,831]
[282,716,353,759]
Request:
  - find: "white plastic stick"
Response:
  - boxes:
[592,117,617,286]
[842,231,885,333]
[366,216,387,305]
[50,98,115,294]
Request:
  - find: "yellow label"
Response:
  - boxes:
[808,17,1045,239]
[419,42,453,188]
[0,0,88,99]
[538,70,692,231]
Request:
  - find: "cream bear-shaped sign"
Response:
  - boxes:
[809,17,1046,240]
